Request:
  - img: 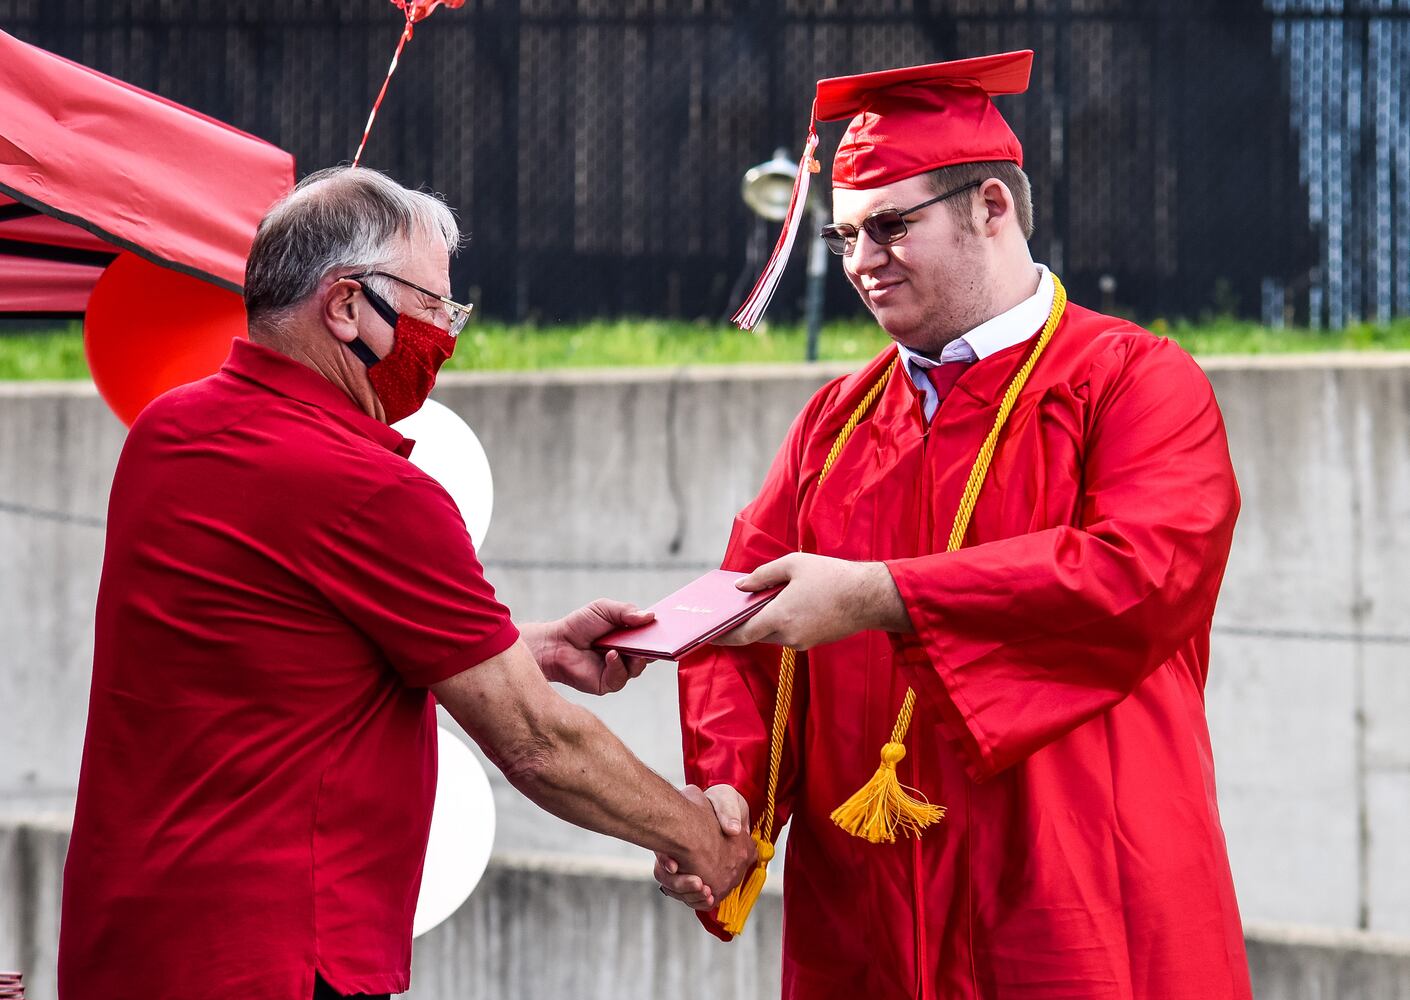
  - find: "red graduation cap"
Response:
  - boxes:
[732,50,1033,329]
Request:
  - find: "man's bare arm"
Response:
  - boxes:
[431,639,753,897]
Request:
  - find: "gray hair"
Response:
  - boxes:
[243,165,461,327]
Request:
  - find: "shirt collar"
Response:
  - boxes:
[222,338,413,457]
[897,263,1053,392]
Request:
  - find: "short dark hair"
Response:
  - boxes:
[925,160,1034,240]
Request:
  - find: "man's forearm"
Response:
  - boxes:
[432,643,710,862]
[500,699,707,861]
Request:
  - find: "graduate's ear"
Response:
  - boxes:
[321,276,363,346]
[976,177,1015,239]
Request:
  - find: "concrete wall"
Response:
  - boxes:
[2,820,1408,1000]
[2,355,1410,958]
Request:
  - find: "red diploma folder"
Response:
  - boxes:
[594,570,782,661]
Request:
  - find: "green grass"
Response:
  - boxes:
[442,318,894,371]
[0,325,91,380]
[6,315,1410,381]
[1149,315,1410,355]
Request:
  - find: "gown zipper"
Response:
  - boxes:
[914,386,933,1000]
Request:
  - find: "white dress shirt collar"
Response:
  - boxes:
[897,264,1053,420]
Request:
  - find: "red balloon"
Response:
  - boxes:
[394,0,465,23]
[84,252,248,426]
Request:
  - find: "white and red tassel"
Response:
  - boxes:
[731,128,821,330]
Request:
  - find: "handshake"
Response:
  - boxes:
[652,783,756,911]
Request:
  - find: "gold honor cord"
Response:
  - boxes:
[717,274,1068,934]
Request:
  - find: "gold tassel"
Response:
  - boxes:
[715,833,775,934]
[829,741,945,844]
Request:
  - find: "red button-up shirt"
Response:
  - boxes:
[59,339,518,1000]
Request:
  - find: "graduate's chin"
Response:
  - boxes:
[873,305,923,346]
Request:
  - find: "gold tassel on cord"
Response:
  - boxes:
[713,646,799,935]
[829,691,945,843]
[716,833,775,934]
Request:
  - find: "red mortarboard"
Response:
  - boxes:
[732,50,1033,329]
[823,50,1032,189]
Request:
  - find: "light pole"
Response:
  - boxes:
[740,149,828,361]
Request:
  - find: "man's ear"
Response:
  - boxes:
[977,178,1013,238]
[322,277,361,345]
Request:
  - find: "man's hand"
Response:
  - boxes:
[654,785,753,910]
[714,553,912,650]
[524,599,655,695]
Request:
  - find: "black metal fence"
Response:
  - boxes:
[5,0,1408,327]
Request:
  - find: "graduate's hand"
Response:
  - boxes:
[715,553,912,650]
[532,600,655,695]
[654,784,754,910]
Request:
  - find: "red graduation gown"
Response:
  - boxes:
[678,302,1252,1000]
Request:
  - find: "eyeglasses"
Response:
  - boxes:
[347,270,475,337]
[819,180,983,256]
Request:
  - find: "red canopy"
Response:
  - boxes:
[0,30,295,316]
[0,194,114,315]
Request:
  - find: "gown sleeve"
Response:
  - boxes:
[885,337,1240,781]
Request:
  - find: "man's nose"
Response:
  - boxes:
[847,228,890,273]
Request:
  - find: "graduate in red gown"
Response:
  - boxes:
[658,51,1253,999]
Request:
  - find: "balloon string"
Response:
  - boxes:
[352,14,416,168]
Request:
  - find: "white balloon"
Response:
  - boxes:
[392,398,494,549]
[413,726,496,938]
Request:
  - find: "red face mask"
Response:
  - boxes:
[354,312,456,425]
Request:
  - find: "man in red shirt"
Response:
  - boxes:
[58,166,753,1000]
[657,52,1252,998]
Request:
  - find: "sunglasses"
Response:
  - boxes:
[819,180,982,256]
[347,270,475,337]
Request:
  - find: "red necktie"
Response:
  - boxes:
[924,361,972,414]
